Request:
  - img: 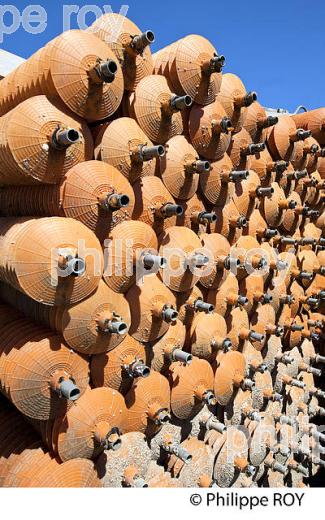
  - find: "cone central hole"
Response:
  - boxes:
[120,195,130,206]
[157,145,165,157]
[69,388,81,400]
[107,60,118,74]
[176,205,183,215]
[67,129,80,143]
[72,258,86,275]
[142,367,151,377]
[184,95,192,107]
[117,323,128,335]
[111,438,122,450]
[145,30,155,43]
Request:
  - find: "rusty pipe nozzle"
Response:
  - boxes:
[293,169,308,180]
[102,193,130,210]
[229,169,249,181]
[170,94,193,112]
[131,30,155,52]
[249,331,265,343]
[94,59,118,83]
[295,128,312,141]
[58,379,81,401]
[58,254,86,277]
[258,115,278,129]
[158,203,183,218]
[196,211,217,223]
[187,160,210,174]
[274,160,289,174]
[139,144,165,161]
[256,186,274,197]
[242,142,266,155]
[234,91,257,108]
[51,127,81,149]
[202,54,225,74]
[281,236,298,246]
[188,253,209,267]
[125,360,150,379]
[142,253,167,270]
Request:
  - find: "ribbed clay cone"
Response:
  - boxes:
[175,285,204,326]
[0,318,89,420]
[189,312,229,362]
[52,387,127,461]
[41,30,124,121]
[0,280,130,355]
[188,100,232,160]
[249,148,289,186]
[175,193,209,235]
[214,351,246,406]
[199,233,232,289]
[124,370,171,437]
[2,445,54,487]
[169,357,215,420]
[291,136,320,171]
[159,135,209,200]
[292,108,325,146]
[132,176,181,235]
[267,115,311,161]
[91,335,147,394]
[260,182,294,227]
[40,459,101,487]
[103,220,159,293]
[89,13,154,92]
[96,432,151,487]
[131,75,187,143]
[244,101,278,144]
[0,160,134,242]
[199,153,236,206]
[249,304,276,349]
[231,235,266,280]
[232,170,267,218]
[0,217,103,306]
[224,306,250,350]
[218,73,256,133]
[0,96,93,185]
[244,209,274,242]
[126,274,177,342]
[239,274,265,314]
[167,34,223,105]
[151,319,186,373]
[279,191,303,235]
[297,250,320,287]
[159,225,207,292]
[210,199,247,244]
[213,426,249,486]
[207,274,241,316]
[95,117,163,184]
[167,438,214,486]
[227,128,258,170]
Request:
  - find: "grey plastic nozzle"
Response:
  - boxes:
[197,211,217,223]
[246,465,256,477]
[290,323,304,332]
[299,270,313,281]
[172,349,192,365]
[319,238,325,246]
[281,236,297,246]
[163,441,192,463]
[222,338,233,351]
[128,360,151,379]
[307,210,320,219]
[273,461,287,474]
[155,409,171,425]
[313,457,325,468]
[315,355,325,365]
[276,259,288,271]
[282,354,294,365]
[255,362,268,373]
[204,54,225,73]
[132,477,148,488]
[106,193,130,210]
[261,293,273,304]
[220,117,233,133]
[230,170,249,181]
[261,115,278,128]
[140,144,165,161]
[194,299,214,313]
[159,203,183,218]
[59,255,86,277]
[105,430,122,451]
[52,127,81,149]
[279,415,296,426]
[306,296,319,307]
[131,30,155,52]
[300,236,317,246]
[308,367,322,377]
[293,169,308,180]
[281,294,295,305]
[249,331,265,342]
[296,128,312,140]
[264,228,278,238]
[107,320,128,335]
[238,295,249,306]
[274,160,289,174]
[247,410,261,422]
[245,142,266,155]
[162,306,178,323]
[244,91,258,106]
[59,380,81,401]
[242,378,256,390]
[191,160,211,173]
[318,290,325,300]
[142,254,167,270]
[237,216,248,228]
[203,390,216,405]
[170,94,193,112]
[190,253,209,267]
[288,199,297,209]
[272,393,283,402]
[223,255,241,270]
[290,379,306,389]
[256,186,274,197]
[313,431,325,443]
[205,416,227,433]
[96,59,118,82]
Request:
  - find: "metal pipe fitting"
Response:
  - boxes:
[95,59,118,83]
[51,127,81,149]
[131,30,155,52]
[194,299,214,313]
[140,144,165,161]
[172,349,192,365]
[142,253,167,270]
[158,203,184,218]
[230,170,249,181]
[170,94,193,112]
[161,306,178,323]
[59,379,81,401]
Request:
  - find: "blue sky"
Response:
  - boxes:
[1,0,324,111]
